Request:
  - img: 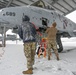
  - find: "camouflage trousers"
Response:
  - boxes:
[24,42,36,69]
[47,40,59,58]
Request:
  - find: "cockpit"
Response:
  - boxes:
[30,0,45,8]
[30,0,54,10]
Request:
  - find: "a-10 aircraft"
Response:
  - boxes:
[0,0,76,52]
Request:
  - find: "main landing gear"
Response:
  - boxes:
[56,34,63,53]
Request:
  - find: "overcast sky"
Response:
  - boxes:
[66,10,76,23]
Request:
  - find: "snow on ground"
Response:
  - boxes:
[0,38,76,75]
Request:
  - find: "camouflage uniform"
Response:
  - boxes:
[46,22,59,60]
[47,40,58,58]
[24,42,36,69]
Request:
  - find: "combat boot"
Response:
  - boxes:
[48,55,50,60]
[57,56,59,61]
[22,68,33,74]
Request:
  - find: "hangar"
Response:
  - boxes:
[0,0,76,16]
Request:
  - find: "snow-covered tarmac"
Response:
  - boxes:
[0,38,76,75]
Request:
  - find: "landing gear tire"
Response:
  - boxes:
[58,48,63,53]
[56,34,63,53]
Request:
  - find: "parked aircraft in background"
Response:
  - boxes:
[0,0,76,52]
